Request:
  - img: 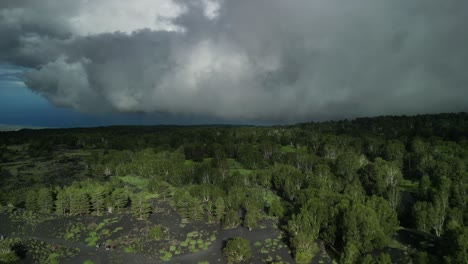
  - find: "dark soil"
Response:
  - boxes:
[0,203,333,264]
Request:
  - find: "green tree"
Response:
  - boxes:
[413,201,430,232]
[24,189,38,212]
[429,177,450,236]
[131,193,151,220]
[172,190,193,219]
[0,241,19,263]
[452,178,467,209]
[54,187,70,215]
[418,174,431,199]
[243,204,261,230]
[223,237,251,263]
[188,197,204,221]
[268,199,284,218]
[108,188,128,213]
[37,187,54,213]
[428,197,447,237]
[89,184,107,216]
[341,201,388,255]
[366,195,399,236]
[289,198,326,240]
[454,227,468,264]
[291,232,318,264]
[214,197,226,223]
[383,140,405,167]
[340,242,359,264]
[335,151,361,183]
[69,187,89,216]
[223,210,241,229]
[376,253,392,264]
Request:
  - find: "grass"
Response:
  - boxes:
[187,231,198,237]
[184,160,196,165]
[85,232,99,246]
[257,237,287,256]
[22,238,80,264]
[179,230,215,255]
[227,158,245,169]
[399,179,418,193]
[160,250,173,261]
[118,176,149,189]
[388,238,406,250]
[62,217,120,246]
[124,246,136,253]
[61,149,93,158]
[63,223,86,241]
[228,169,252,176]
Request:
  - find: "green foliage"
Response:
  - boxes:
[54,187,69,215]
[85,232,99,246]
[268,199,285,218]
[119,176,149,189]
[376,253,392,264]
[88,184,107,216]
[418,174,431,198]
[45,252,60,264]
[214,197,226,222]
[223,237,251,263]
[130,193,151,220]
[172,189,194,219]
[0,241,19,263]
[366,195,399,236]
[223,210,240,229]
[341,200,389,255]
[413,252,430,264]
[340,242,359,264]
[149,225,163,241]
[25,189,39,211]
[290,233,318,264]
[287,198,326,241]
[68,186,90,216]
[243,202,262,230]
[413,201,431,233]
[1,113,467,263]
[160,250,173,261]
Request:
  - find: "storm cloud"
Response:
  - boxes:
[1,0,467,122]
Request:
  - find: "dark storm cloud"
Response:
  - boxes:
[1,0,467,122]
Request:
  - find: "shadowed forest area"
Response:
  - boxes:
[0,113,467,264]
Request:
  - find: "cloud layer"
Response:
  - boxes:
[1,0,467,122]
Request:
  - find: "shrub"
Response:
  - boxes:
[223,237,251,263]
[148,225,163,241]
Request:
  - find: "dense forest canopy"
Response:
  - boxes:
[0,113,467,263]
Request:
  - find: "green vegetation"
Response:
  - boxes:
[148,225,163,241]
[179,230,215,254]
[0,240,19,263]
[0,113,467,263]
[223,237,251,263]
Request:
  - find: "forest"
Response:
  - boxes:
[0,113,467,264]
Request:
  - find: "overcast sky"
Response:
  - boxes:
[0,0,467,127]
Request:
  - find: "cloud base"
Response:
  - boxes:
[1,0,467,122]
